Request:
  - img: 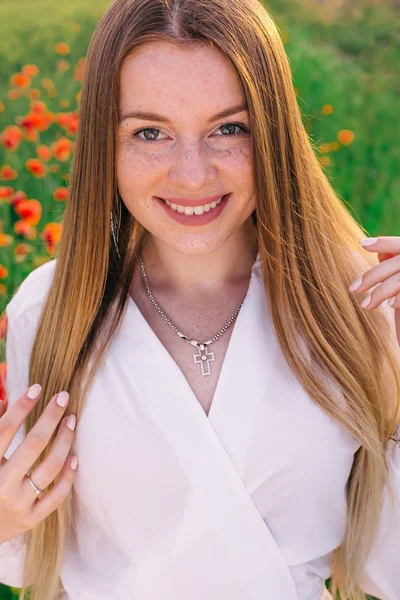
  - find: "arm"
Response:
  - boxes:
[347,246,400,600]
[360,427,400,600]
[0,260,62,588]
[0,305,30,587]
[360,283,400,600]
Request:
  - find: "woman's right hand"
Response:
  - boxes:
[0,384,78,544]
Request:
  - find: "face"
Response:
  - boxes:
[117,40,256,256]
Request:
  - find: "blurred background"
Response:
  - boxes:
[0,0,399,597]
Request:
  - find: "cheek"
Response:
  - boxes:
[116,160,152,221]
[226,145,254,197]
[117,148,163,214]
[224,143,253,180]
[117,145,161,183]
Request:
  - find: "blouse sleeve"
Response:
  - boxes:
[1,261,55,587]
[0,304,33,588]
[360,298,400,600]
[360,428,400,600]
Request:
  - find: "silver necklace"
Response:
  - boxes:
[139,255,246,377]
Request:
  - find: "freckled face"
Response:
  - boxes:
[117,40,256,255]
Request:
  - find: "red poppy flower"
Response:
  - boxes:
[26,158,48,178]
[14,199,42,225]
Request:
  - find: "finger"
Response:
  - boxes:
[360,236,400,254]
[356,273,400,311]
[387,294,400,308]
[29,454,78,528]
[349,254,400,295]
[23,414,76,499]
[0,384,43,459]
[2,390,71,484]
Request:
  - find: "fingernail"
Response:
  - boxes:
[388,297,396,307]
[56,391,70,407]
[361,294,372,308]
[70,456,79,470]
[349,277,362,292]
[67,415,76,431]
[27,384,42,400]
[360,238,378,246]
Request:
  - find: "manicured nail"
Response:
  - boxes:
[56,391,70,407]
[67,415,76,431]
[388,297,396,307]
[360,238,378,246]
[349,277,362,292]
[361,294,371,308]
[70,456,79,470]
[27,384,42,400]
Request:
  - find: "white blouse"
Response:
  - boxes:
[1,255,399,600]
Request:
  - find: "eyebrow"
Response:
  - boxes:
[119,102,249,123]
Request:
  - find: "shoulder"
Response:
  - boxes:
[4,260,58,419]
[6,259,57,327]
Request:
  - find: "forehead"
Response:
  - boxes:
[119,40,245,118]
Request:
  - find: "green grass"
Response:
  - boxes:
[0,0,109,76]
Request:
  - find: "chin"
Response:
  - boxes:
[166,232,229,254]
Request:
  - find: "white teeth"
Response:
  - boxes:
[164,196,225,215]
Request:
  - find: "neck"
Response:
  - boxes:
[138,220,258,297]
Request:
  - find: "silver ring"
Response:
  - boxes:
[27,474,43,496]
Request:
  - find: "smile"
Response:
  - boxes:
[161,196,225,216]
[156,193,231,227]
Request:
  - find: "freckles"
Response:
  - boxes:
[121,142,252,174]
[238,141,253,159]
[208,143,249,164]
[222,144,252,169]
[122,147,165,171]
[134,147,162,160]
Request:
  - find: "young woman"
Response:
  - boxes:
[1,0,400,599]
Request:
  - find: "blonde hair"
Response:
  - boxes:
[6,0,400,598]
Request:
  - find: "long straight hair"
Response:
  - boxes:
[8,1,400,598]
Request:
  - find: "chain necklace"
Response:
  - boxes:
[138,255,246,377]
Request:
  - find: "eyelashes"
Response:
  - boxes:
[131,122,250,144]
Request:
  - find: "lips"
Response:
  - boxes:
[156,193,230,226]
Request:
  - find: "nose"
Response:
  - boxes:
[168,139,216,190]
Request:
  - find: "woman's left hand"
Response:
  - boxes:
[348,236,400,346]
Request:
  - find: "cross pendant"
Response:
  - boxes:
[193,343,215,376]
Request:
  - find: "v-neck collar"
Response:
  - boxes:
[111,251,298,599]
[125,251,261,424]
